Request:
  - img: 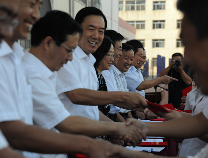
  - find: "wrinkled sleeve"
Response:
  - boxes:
[125,71,142,91]
[56,61,83,96]
[25,66,70,130]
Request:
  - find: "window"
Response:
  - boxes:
[153,20,165,29]
[119,1,123,11]
[177,20,182,28]
[78,0,87,5]
[152,58,157,67]
[176,39,184,47]
[127,21,145,29]
[139,39,145,47]
[126,0,145,11]
[152,39,165,48]
[19,39,31,50]
[153,1,165,10]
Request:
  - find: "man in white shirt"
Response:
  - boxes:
[0,1,25,158]
[0,1,135,158]
[56,7,148,123]
[125,40,177,96]
[23,10,144,148]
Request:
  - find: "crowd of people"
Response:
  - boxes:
[0,0,208,158]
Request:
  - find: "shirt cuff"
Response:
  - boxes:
[41,110,71,130]
[56,84,83,95]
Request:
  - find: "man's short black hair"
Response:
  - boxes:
[177,0,208,40]
[93,36,113,68]
[126,40,144,55]
[75,7,107,30]
[172,52,183,60]
[122,43,134,52]
[105,30,124,46]
[31,10,83,47]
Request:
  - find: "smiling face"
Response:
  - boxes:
[181,15,208,94]
[113,40,122,65]
[49,33,80,72]
[12,0,42,40]
[97,44,114,72]
[133,48,145,69]
[0,0,19,40]
[116,49,134,73]
[79,15,105,55]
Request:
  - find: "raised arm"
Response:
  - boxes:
[179,67,192,85]
[136,75,177,91]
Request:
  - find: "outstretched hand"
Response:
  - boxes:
[158,109,183,121]
[160,75,178,84]
[116,92,148,111]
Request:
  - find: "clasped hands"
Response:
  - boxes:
[112,119,147,147]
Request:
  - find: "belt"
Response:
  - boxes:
[108,113,117,121]
[119,112,128,117]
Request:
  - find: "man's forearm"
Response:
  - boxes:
[0,121,93,155]
[180,69,192,85]
[56,116,119,137]
[146,112,208,139]
[66,89,147,110]
[159,66,171,77]
[137,78,161,91]
[66,89,123,105]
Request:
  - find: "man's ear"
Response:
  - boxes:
[43,36,53,51]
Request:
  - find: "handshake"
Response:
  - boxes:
[86,118,151,158]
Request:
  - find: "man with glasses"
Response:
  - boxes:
[0,1,25,158]
[125,40,176,97]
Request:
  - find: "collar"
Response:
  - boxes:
[111,65,125,76]
[0,40,17,57]
[23,51,54,79]
[74,46,96,65]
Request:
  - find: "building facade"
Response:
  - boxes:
[119,0,184,77]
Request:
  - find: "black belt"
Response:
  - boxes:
[119,112,128,117]
[108,113,117,121]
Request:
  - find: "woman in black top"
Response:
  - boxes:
[92,36,114,116]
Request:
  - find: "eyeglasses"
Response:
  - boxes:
[105,54,115,59]
[56,41,75,55]
[0,15,19,29]
[137,54,147,60]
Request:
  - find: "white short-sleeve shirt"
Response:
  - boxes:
[125,66,144,97]
[179,94,207,157]
[56,46,99,120]
[23,52,70,130]
[0,130,8,150]
[0,41,39,158]
[111,65,130,113]
[102,66,121,114]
